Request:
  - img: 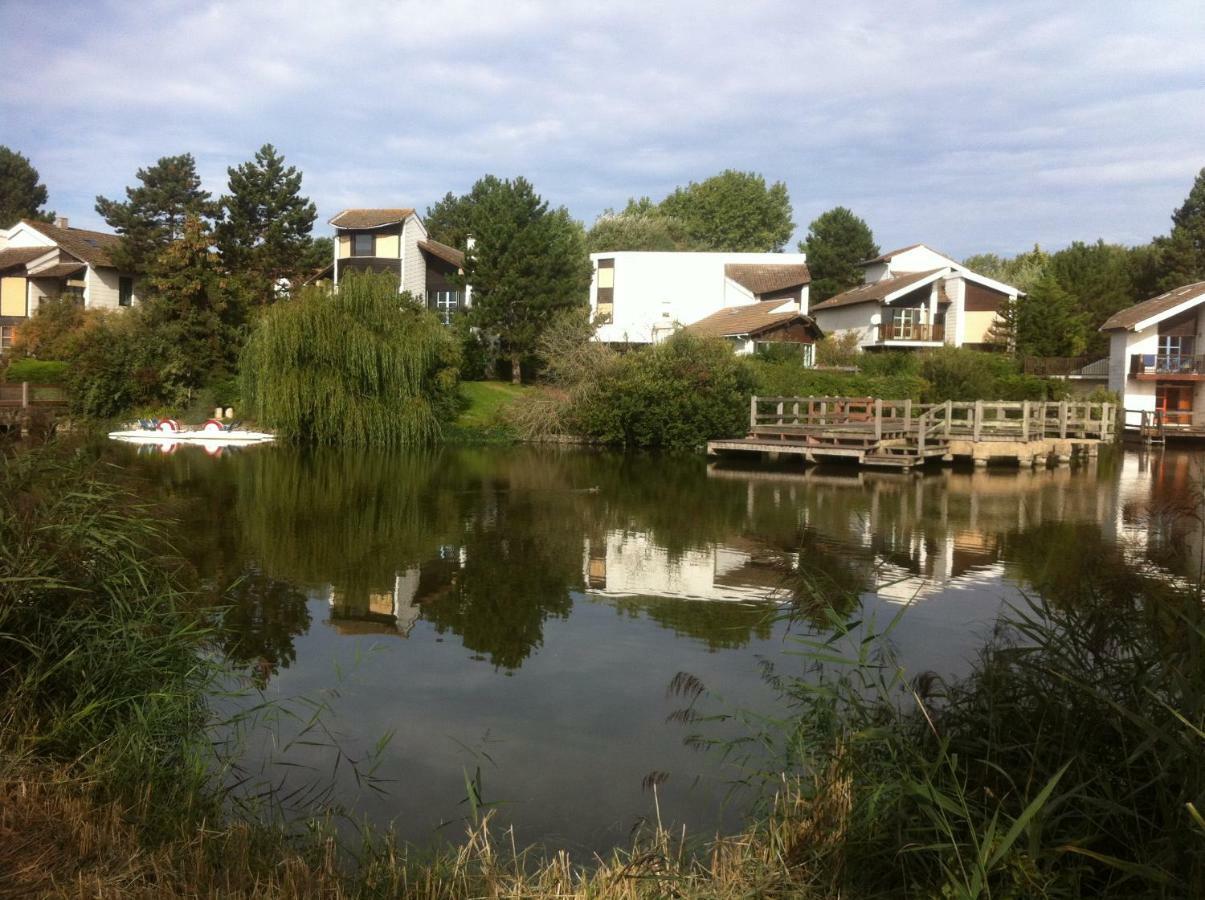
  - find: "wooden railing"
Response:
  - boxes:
[875,322,944,343]
[0,382,68,408]
[750,396,1116,442]
[1129,354,1205,377]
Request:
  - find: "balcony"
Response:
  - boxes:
[1129,354,1205,380]
[875,322,945,344]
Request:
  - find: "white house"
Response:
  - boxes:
[1100,281,1205,429]
[0,218,140,353]
[809,244,1020,351]
[587,250,812,346]
[316,208,470,324]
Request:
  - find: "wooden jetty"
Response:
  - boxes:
[0,382,69,437]
[707,396,1116,469]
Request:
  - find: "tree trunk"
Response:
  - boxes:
[511,352,522,385]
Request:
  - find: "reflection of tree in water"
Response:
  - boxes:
[609,597,775,650]
[219,568,311,686]
[788,528,873,622]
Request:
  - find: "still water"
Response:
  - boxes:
[104,441,1201,852]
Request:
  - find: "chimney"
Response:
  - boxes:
[55,216,69,229]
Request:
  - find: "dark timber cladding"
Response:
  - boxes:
[964,281,1008,312]
[424,252,460,291]
[338,258,401,277]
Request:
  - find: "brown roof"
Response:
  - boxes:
[23,219,120,268]
[688,299,819,338]
[1099,281,1205,332]
[418,238,465,268]
[858,243,925,266]
[810,268,946,311]
[724,263,810,295]
[329,208,414,229]
[0,246,52,272]
[32,262,87,278]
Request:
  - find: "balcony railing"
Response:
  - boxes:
[877,322,944,343]
[1130,354,1205,377]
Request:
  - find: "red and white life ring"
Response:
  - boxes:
[156,418,180,433]
[201,419,226,433]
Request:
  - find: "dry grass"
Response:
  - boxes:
[0,763,850,899]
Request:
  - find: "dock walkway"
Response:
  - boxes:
[708,396,1115,469]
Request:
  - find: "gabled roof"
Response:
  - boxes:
[1099,281,1205,332]
[22,219,119,268]
[858,243,925,266]
[34,262,87,278]
[0,246,52,272]
[687,299,819,339]
[329,208,414,229]
[810,268,946,311]
[418,239,464,268]
[724,263,810,295]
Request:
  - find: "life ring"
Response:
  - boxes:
[156,418,179,432]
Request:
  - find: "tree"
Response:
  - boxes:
[801,207,879,302]
[461,176,593,383]
[424,175,505,248]
[1155,167,1205,289]
[658,169,794,252]
[585,205,690,253]
[215,144,317,304]
[1047,240,1134,355]
[963,245,1050,294]
[0,146,53,228]
[95,153,215,272]
[1015,274,1090,358]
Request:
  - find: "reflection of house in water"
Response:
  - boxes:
[326,548,466,636]
[584,531,793,603]
[1107,450,1204,583]
[871,531,1004,604]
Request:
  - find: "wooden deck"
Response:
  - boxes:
[707,396,1116,469]
[0,382,69,437]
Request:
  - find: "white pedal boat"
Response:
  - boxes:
[109,418,274,446]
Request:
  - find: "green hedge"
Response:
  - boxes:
[2,358,70,384]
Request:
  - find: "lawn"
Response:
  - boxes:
[454,380,534,431]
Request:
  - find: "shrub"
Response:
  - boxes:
[1,358,69,384]
[918,346,1048,402]
[813,331,862,367]
[65,311,170,419]
[570,332,755,449]
[240,272,461,446]
[748,357,927,401]
[10,296,95,360]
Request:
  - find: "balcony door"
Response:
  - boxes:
[1156,383,1194,426]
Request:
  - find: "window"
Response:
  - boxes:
[596,258,614,324]
[428,290,462,325]
[352,233,375,257]
[119,276,134,307]
[1157,335,1194,371]
[0,326,13,353]
[891,307,918,340]
[63,279,85,306]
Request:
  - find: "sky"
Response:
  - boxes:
[3,0,1203,259]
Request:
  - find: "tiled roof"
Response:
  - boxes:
[329,208,414,229]
[33,262,87,278]
[1099,281,1205,332]
[810,269,945,311]
[858,243,925,266]
[23,219,120,268]
[687,299,817,338]
[724,263,810,295]
[0,246,52,271]
[418,239,464,268]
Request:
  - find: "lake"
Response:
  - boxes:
[101,440,1202,854]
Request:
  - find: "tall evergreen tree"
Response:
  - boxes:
[1156,167,1205,289]
[658,170,794,252]
[1016,274,1090,358]
[1047,240,1134,355]
[0,146,53,228]
[424,175,505,248]
[962,245,1050,294]
[95,153,215,272]
[801,207,879,301]
[216,144,317,303]
[461,176,592,383]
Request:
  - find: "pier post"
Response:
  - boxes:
[874,399,883,441]
[749,395,757,430]
[1022,401,1030,441]
[944,400,952,438]
[904,398,912,435]
[973,400,983,442]
[21,382,29,409]
[1059,401,1068,438]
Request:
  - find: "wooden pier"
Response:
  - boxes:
[0,382,69,438]
[707,396,1116,469]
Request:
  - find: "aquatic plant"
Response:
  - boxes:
[239,272,461,446]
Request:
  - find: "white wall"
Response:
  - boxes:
[588,251,807,344]
[1111,329,1159,427]
[887,245,959,274]
[400,215,427,298]
[811,302,881,348]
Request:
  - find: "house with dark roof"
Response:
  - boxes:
[809,244,1020,351]
[0,217,140,353]
[1100,281,1205,430]
[587,250,814,352]
[318,208,469,323]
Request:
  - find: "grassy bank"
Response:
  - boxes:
[444,380,534,443]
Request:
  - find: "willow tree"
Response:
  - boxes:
[239,272,460,446]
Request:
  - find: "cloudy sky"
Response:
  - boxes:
[3,0,1203,258]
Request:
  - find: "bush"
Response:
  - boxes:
[66,311,169,419]
[10,296,95,360]
[240,272,461,446]
[2,358,69,384]
[570,332,755,449]
[917,346,1048,402]
[813,331,862,367]
[748,357,927,401]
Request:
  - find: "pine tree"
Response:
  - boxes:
[216,144,317,303]
[658,170,794,252]
[0,146,53,228]
[95,154,215,272]
[1148,168,1205,291]
[425,175,505,248]
[801,207,879,301]
[461,177,593,383]
[1016,274,1090,358]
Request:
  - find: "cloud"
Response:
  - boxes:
[2,0,1202,256]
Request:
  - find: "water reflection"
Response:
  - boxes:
[101,441,1205,850]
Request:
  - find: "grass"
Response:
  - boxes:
[446,380,535,443]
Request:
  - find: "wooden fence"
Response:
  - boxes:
[0,382,68,408]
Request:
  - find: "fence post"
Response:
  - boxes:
[918,411,926,456]
[973,400,983,442]
[903,398,912,436]
[21,381,29,409]
[944,400,952,438]
[749,395,757,430]
[874,398,883,441]
[792,399,799,424]
[776,399,784,426]
[1059,400,1068,438]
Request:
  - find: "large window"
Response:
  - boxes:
[1157,334,1194,370]
[119,276,134,307]
[428,290,462,325]
[596,258,614,324]
[0,325,13,353]
[352,233,375,257]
